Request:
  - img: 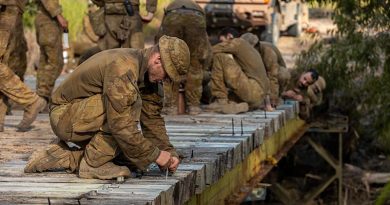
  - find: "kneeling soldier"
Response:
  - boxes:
[25,36,190,179]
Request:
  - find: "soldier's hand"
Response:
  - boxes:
[168,157,180,173]
[265,104,275,112]
[56,15,68,30]
[141,12,154,23]
[155,150,172,169]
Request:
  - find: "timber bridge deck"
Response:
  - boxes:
[0,101,306,205]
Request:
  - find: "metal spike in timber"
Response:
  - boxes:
[0,100,307,205]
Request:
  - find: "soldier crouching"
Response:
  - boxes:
[24,36,190,180]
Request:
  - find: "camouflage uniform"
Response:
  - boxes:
[35,0,64,100]
[0,63,39,120]
[307,76,326,107]
[211,38,270,109]
[240,33,290,104]
[26,36,189,174]
[0,0,28,79]
[283,70,317,120]
[256,41,290,104]
[0,1,43,131]
[157,0,212,110]
[92,0,157,50]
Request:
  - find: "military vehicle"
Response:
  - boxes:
[195,0,306,44]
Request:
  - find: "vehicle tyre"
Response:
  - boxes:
[265,12,280,45]
[287,3,302,37]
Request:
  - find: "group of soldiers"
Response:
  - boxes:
[0,0,326,180]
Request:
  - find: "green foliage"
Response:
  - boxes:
[296,0,390,150]
[375,180,390,205]
[60,0,88,41]
[22,1,37,29]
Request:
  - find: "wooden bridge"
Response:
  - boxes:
[0,100,307,204]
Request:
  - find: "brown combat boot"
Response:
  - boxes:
[24,143,71,173]
[187,105,202,115]
[0,101,7,132]
[221,102,249,114]
[204,98,228,112]
[161,105,178,115]
[79,158,131,180]
[17,96,47,132]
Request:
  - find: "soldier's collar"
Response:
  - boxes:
[138,47,153,84]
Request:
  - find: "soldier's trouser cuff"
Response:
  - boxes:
[0,64,38,106]
[85,132,118,168]
[69,150,84,172]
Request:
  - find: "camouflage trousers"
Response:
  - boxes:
[0,63,38,118]
[277,66,291,95]
[210,53,265,109]
[98,14,144,50]
[0,5,27,80]
[158,11,212,107]
[35,13,64,99]
[50,94,140,170]
[269,65,291,104]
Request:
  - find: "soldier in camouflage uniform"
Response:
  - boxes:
[91,0,157,50]
[25,36,190,179]
[207,36,274,114]
[0,1,47,132]
[241,33,291,106]
[281,69,319,119]
[299,76,326,119]
[35,0,68,102]
[307,76,326,107]
[157,0,212,114]
[0,0,28,79]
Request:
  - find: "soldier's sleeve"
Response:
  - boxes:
[212,39,242,54]
[145,0,157,13]
[105,74,160,170]
[263,50,280,102]
[140,86,179,159]
[39,0,62,18]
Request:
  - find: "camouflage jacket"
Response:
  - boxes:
[51,48,177,170]
[92,0,157,13]
[256,41,287,101]
[213,38,270,95]
[0,0,27,12]
[36,0,62,18]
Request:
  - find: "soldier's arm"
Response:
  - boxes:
[139,0,157,22]
[39,0,62,18]
[212,38,242,54]
[39,0,67,29]
[105,74,161,171]
[263,50,280,104]
[145,0,157,14]
[140,87,179,159]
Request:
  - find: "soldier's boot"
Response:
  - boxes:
[188,105,202,115]
[0,101,7,132]
[221,102,249,114]
[161,106,178,115]
[17,96,47,132]
[79,158,131,180]
[204,99,228,113]
[24,143,72,173]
